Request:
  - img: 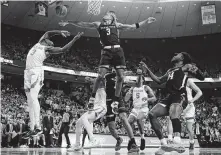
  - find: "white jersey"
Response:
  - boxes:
[132,85,148,108]
[26,43,47,69]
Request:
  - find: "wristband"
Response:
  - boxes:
[136,23,140,29]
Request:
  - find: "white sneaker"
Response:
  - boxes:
[161,143,185,154]
[87,138,100,148]
[155,147,165,155]
[20,145,29,148]
[68,143,82,152]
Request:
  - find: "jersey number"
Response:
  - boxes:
[136,93,140,99]
[168,72,174,80]
[106,28,110,35]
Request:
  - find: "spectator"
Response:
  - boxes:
[42,108,54,148]
[4,118,16,147]
[15,115,29,147]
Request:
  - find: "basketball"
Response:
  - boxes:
[55,5,67,17]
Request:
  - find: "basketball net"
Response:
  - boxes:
[87,0,102,15]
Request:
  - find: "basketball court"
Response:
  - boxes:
[1,147,221,155]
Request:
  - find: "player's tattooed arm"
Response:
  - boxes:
[144,85,156,103]
[59,20,101,29]
[116,17,156,31]
[140,61,168,84]
[46,32,84,54]
[38,30,71,43]
[124,87,133,102]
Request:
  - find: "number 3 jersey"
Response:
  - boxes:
[26,43,47,69]
[97,23,120,46]
[132,85,148,108]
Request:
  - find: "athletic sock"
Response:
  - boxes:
[141,134,145,139]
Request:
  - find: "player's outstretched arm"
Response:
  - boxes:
[140,61,167,84]
[38,30,71,43]
[46,32,84,55]
[116,17,156,31]
[145,85,156,103]
[183,64,205,81]
[59,20,101,29]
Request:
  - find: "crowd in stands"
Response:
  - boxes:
[1,78,221,148]
[2,25,221,78]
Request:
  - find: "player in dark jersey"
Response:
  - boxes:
[59,11,156,153]
[140,52,204,155]
[104,70,124,151]
[59,11,156,105]
[81,69,139,152]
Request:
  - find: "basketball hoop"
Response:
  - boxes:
[87,0,102,15]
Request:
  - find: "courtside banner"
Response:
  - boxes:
[61,133,199,148]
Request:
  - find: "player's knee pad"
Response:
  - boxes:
[171,118,181,133]
[169,104,183,119]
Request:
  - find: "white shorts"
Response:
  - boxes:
[184,103,195,123]
[129,106,149,120]
[24,67,44,90]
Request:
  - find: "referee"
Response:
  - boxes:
[57,106,73,148]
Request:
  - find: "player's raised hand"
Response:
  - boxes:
[74,32,84,40]
[147,17,156,24]
[61,30,70,37]
[59,20,69,27]
[140,61,148,69]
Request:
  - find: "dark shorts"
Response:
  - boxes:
[99,47,126,69]
[106,98,127,123]
[159,93,186,109]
